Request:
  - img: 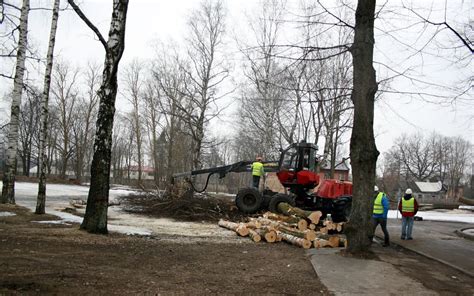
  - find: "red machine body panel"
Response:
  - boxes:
[277,170,320,188]
[316,179,353,199]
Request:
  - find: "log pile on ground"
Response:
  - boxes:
[218,203,347,249]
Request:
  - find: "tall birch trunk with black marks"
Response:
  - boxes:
[68,0,129,234]
[1,0,30,204]
[345,0,379,253]
[36,0,61,214]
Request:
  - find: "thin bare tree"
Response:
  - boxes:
[236,0,287,160]
[71,63,100,183]
[1,0,29,204]
[183,0,229,169]
[51,61,79,179]
[122,60,144,185]
[18,88,41,177]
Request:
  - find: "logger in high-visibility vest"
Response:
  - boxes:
[251,156,265,189]
[371,185,390,247]
[398,188,419,240]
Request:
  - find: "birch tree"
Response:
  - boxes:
[68,0,129,234]
[1,0,29,204]
[36,0,61,214]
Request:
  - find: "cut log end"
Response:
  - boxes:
[264,231,277,243]
[297,219,308,231]
[248,229,261,242]
[236,223,249,237]
[308,211,322,224]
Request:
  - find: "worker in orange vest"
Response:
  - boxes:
[398,188,419,240]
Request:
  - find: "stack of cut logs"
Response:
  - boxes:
[218,202,347,249]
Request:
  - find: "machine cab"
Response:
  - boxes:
[277,142,320,189]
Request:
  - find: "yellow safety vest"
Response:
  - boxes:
[402,197,415,212]
[373,192,384,214]
[251,161,264,177]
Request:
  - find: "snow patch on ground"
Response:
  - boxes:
[0,211,16,217]
[388,209,474,224]
[32,220,72,225]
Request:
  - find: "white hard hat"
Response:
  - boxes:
[374,185,379,191]
[405,188,412,194]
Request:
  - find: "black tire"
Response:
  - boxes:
[268,193,295,214]
[261,189,278,210]
[332,197,352,223]
[235,187,263,214]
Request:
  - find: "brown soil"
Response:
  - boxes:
[2,197,473,295]
[0,204,329,295]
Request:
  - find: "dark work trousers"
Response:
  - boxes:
[252,175,260,189]
[372,217,390,245]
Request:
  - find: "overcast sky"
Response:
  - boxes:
[1,0,472,157]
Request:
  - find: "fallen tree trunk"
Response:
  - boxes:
[459,197,474,206]
[256,218,315,240]
[313,238,330,248]
[245,220,262,229]
[218,219,249,237]
[278,225,316,241]
[315,234,347,248]
[277,203,322,224]
[277,231,312,249]
[263,212,308,231]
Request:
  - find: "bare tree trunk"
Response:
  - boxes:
[345,0,379,254]
[68,0,129,234]
[36,0,61,214]
[124,61,143,185]
[1,0,30,204]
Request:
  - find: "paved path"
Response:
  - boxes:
[381,219,474,277]
[308,249,437,296]
[309,219,473,295]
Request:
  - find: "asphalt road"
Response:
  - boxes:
[379,219,474,277]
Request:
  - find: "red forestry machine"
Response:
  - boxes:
[172,142,353,222]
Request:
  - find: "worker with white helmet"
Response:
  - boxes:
[398,188,419,240]
[371,185,390,247]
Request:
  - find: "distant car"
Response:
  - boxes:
[414,216,423,221]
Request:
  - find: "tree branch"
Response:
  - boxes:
[67,0,108,51]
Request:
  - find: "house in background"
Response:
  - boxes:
[411,181,448,203]
[128,166,155,180]
[319,160,350,182]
